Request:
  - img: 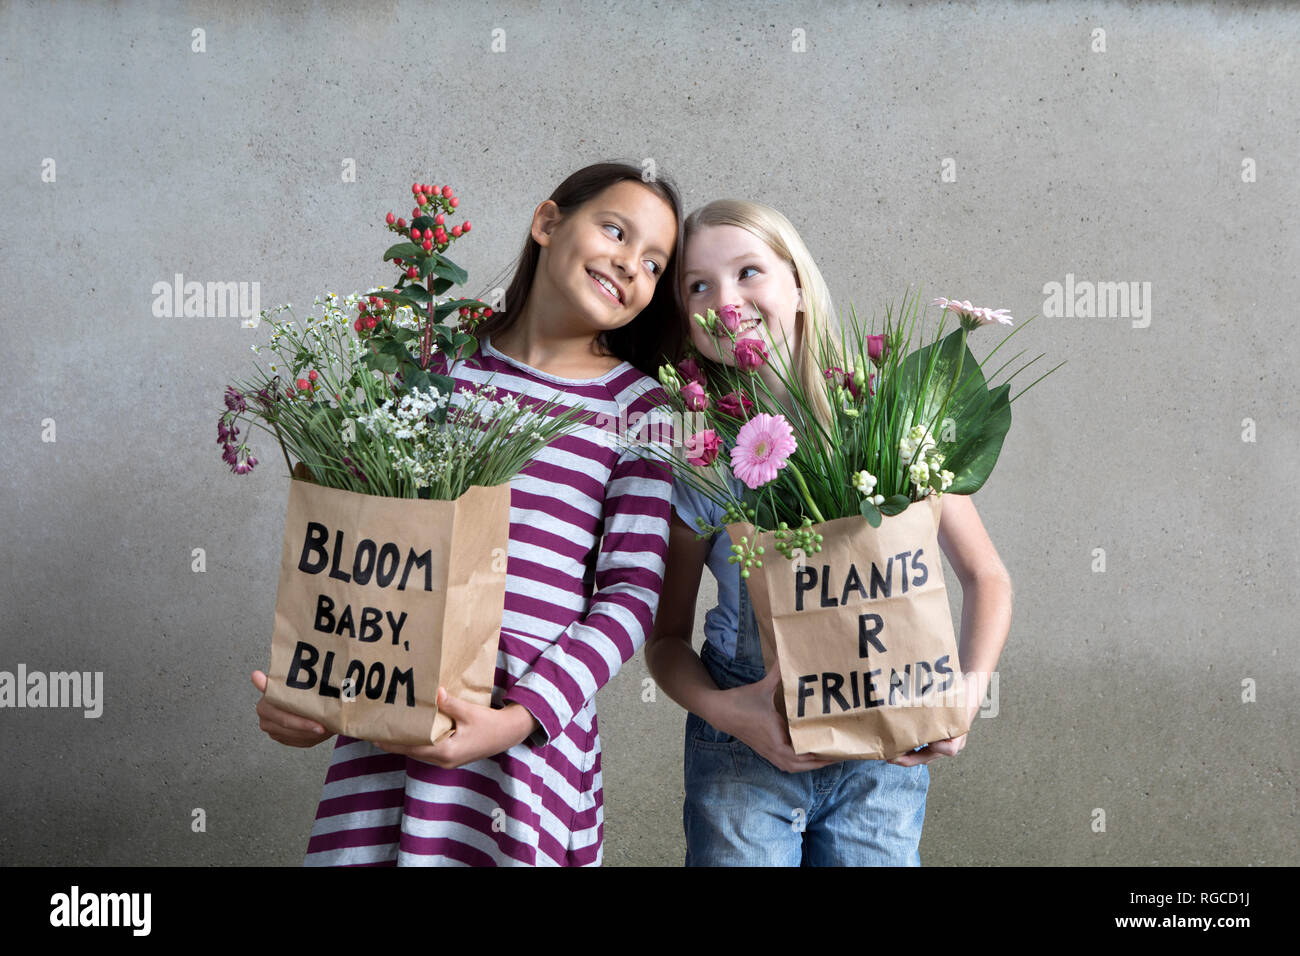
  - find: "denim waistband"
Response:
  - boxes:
[701,639,766,691]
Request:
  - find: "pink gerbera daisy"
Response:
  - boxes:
[729,413,797,489]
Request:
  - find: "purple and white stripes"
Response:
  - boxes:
[304,336,673,866]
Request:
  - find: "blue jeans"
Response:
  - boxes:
[683,575,930,866]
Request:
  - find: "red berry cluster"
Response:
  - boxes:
[458,300,494,330]
[353,294,389,336]
[385,182,470,258]
[286,368,320,400]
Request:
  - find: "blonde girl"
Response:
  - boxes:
[646,199,1013,866]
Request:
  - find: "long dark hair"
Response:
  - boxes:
[472,162,687,377]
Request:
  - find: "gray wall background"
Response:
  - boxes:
[2,0,1295,866]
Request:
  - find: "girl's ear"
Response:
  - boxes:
[530,199,563,248]
[794,285,805,314]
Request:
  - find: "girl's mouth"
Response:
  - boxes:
[588,270,623,305]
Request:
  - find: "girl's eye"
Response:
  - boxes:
[739,266,759,280]
[604,223,623,240]
[687,280,707,295]
[645,260,661,276]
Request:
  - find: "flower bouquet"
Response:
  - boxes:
[655,293,1060,759]
[220,181,591,746]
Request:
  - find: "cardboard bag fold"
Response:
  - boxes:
[728,494,970,761]
[263,462,510,746]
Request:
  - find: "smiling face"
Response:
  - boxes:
[532,179,678,337]
[681,223,802,366]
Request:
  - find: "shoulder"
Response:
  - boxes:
[604,366,668,414]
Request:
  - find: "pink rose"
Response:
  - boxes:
[718,303,744,333]
[676,356,706,386]
[680,380,710,411]
[716,390,755,419]
[733,337,768,371]
[866,333,889,366]
[825,365,860,399]
[685,429,720,467]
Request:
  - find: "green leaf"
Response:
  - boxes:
[878,494,910,516]
[402,365,432,394]
[430,257,469,286]
[377,339,414,364]
[434,298,486,321]
[860,499,882,527]
[402,286,433,305]
[382,242,423,261]
[362,350,398,374]
[432,278,454,296]
[894,328,1013,496]
[943,381,1011,494]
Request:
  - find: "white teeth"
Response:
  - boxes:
[590,271,620,302]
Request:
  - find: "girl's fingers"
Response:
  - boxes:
[434,687,471,721]
[253,670,326,736]
[257,697,326,736]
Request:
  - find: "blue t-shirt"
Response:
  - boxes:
[670,472,748,659]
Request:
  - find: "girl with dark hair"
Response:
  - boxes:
[255,162,687,866]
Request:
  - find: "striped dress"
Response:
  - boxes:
[303,334,673,866]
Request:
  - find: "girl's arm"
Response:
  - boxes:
[937,492,1013,693]
[643,510,723,711]
[890,492,1013,766]
[646,509,834,773]
[381,422,671,768]
[500,411,674,747]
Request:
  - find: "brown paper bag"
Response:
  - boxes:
[727,494,970,760]
[263,462,510,746]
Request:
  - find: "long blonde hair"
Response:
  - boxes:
[682,199,844,435]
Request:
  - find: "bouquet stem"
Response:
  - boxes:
[785,461,826,524]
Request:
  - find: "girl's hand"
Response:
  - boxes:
[714,661,837,774]
[374,688,539,770]
[887,690,983,766]
[251,670,334,748]
[887,734,966,766]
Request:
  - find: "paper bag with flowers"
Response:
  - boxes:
[654,295,1058,759]
[217,181,591,746]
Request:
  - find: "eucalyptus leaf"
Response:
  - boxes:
[860,499,882,527]
[878,494,910,516]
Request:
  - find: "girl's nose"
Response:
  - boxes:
[609,248,635,278]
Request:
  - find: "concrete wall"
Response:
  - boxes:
[2,0,1295,866]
